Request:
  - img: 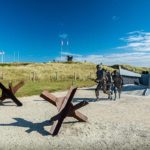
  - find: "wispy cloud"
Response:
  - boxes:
[112,16,120,21]
[59,33,68,39]
[55,31,150,67]
[56,51,150,67]
[61,51,82,57]
[118,31,150,52]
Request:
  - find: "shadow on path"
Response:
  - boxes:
[73,97,111,102]
[0,118,80,136]
[78,87,95,91]
[122,85,146,92]
[34,99,48,103]
[0,101,16,106]
[0,118,52,136]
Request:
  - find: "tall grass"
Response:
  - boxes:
[0,62,149,97]
[0,62,97,81]
[15,80,95,97]
[0,62,98,97]
[0,62,149,82]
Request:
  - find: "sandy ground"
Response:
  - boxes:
[0,85,150,150]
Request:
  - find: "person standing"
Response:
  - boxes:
[95,65,106,100]
[106,71,113,99]
[112,70,123,99]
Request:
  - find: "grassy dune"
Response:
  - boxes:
[0,62,98,97]
[0,62,96,81]
[0,62,115,81]
[0,62,149,97]
[112,64,150,74]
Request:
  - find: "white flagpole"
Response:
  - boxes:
[14,52,16,62]
[61,40,63,61]
[2,52,3,63]
[18,51,19,63]
[0,51,4,63]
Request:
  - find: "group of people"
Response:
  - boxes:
[95,65,123,100]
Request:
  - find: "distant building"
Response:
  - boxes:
[66,55,73,62]
[119,67,141,85]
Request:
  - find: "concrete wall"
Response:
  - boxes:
[140,74,150,87]
[122,76,140,85]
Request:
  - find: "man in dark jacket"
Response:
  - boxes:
[95,65,106,100]
[112,70,123,86]
[111,70,123,99]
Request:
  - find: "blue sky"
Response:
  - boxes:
[0,0,150,66]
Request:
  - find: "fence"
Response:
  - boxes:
[0,71,96,82]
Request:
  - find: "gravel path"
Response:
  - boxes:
[0,86,150,150]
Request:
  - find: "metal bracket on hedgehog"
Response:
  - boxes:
[40,87,89,136]
[0,81,24,106]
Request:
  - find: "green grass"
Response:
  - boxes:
[0,62,115,81]
[0,62,97,81]
[9,80,95,97]
[0,62,98,97]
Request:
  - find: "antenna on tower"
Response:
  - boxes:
[14,52,16,62]
[0,50,5,63]
[59,33,68,62]
[17,51,20,63]
[60,40,63,61]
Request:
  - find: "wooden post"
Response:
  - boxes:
[33,72,35,82]
[31,72,36,82]
[55,72,58,80]
[29,73,31,80]
[74,72,76,81]
[30,72,32,81]
[1,72,3,80]
[72,72,76,86]
[89,72,92,79]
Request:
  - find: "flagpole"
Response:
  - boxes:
[60,42,62,61]
[14,52,16,62]
[60,40,63,62]
[2,52,3,63]
[18,51,19,63]
[3,51,5,63]
[0,50,4,63]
